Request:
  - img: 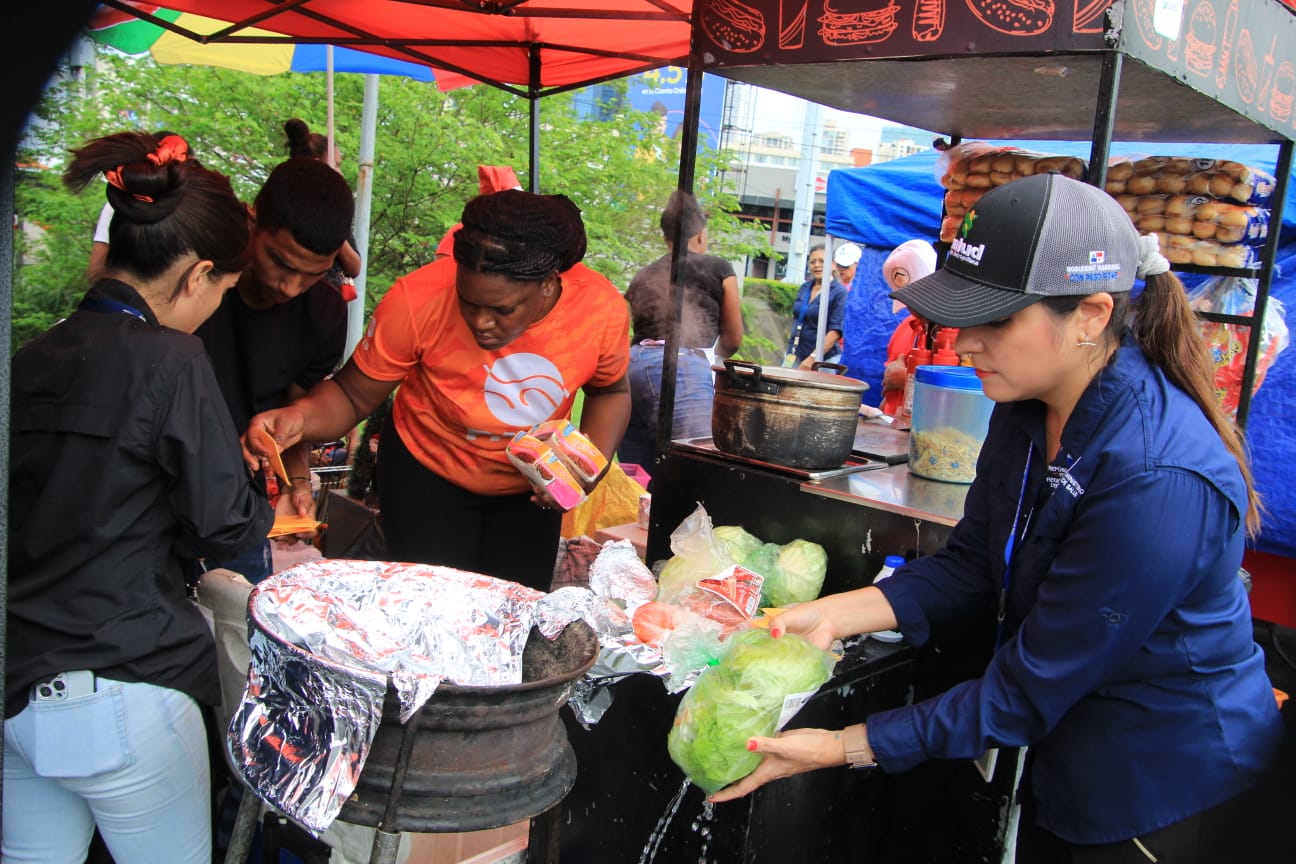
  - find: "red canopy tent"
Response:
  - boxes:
[97,0,695,96]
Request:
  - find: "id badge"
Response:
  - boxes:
[783,352,797,368]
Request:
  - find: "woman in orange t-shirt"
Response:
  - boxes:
[247,190,631,590]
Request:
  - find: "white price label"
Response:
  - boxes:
[1153,0,1185,41]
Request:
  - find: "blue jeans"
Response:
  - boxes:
[3,678,211,864]
[200,538,273,585]
[618,344,715,469]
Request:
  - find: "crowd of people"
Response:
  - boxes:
[6,117,1286,864]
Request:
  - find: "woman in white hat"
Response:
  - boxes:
[878,239,939,415]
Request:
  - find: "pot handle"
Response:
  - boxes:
[721,359,780,395]
[811,361,848,376]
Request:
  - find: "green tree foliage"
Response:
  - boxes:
[14,48,766,349]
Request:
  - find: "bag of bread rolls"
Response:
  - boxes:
[939,141,1086,194]
[1153,233,1259,269]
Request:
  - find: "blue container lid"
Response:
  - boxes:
[914,364,984,391]
[884,555,906,567]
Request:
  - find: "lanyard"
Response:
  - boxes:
[79,295,147,323]
[997,440,1035,647]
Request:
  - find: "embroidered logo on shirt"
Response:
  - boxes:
[482,354,570,428]
[1046,456,1085,498]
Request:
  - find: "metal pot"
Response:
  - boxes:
[711,359,868,470]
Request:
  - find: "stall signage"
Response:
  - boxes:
[1120,0,1296,141]
[695,0,1108,66]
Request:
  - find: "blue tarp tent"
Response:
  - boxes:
[826,141,1296,558]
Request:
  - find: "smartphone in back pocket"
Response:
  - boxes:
[33,670,96,701]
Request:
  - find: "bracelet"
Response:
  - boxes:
[843,723,877,769]
[289,475,312,485]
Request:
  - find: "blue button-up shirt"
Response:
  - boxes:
[868,341,1282,843]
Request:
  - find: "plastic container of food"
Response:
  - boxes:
[908,365,993,484]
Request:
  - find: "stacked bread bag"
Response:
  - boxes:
[938,141,1085,243]
[1105,156,1276,268]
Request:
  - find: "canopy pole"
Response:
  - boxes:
[528,46,541,193]
[814,234,835,364]
[652,57,706,470]
[347,73,379,361]
[326,46,336,170]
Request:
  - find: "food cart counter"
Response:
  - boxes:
[559,438,1020,863]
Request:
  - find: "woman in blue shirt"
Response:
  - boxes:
[712,174,1282,862]
[785,244,848,369]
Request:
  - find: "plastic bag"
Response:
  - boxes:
[1188,276,1290,418]
[654,503,736,603]
[667,628,837,793]
[560,461,644,540]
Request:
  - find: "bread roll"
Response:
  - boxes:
[965,173,992,189]
[1165,215,1194,235]
[969,153,993,174]
[1116,193,1140,213]
[1192,220,1217,240]
[1062,158,1085,179]
[1165,247,1193,265]
[1229,179,1255,203]
[1209,173,1234,198]
[1136,195,1167,214]
[1218,206,1250,228]
[1156,174,1187,193]
[1187,174,1212,195]
[1137,214,1166,232]
[1015,155,1037,176]
[946,171,967,190]
[992,153,1016,174]
[1105,179,1127,195]
[1107,161,1134,181]
[1217,247,1249,268]
[990,170,1014,186]
[1195,200,1221,222]
[1191,248,1218,267]
[1167,233,1196,249]
[1165,194,1193,216]
[1127,175,1156,195]
[1215,226,1245,244]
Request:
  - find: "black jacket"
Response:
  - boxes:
[7,279,272,718]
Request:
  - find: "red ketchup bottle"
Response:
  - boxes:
[932,327,960,366]
[898,346,932,429]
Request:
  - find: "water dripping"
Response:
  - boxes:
[638,779,691,864]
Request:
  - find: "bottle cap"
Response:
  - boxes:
[884,555,905,567]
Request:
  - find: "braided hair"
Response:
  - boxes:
[63,131,248,288]
[453,190,587,281]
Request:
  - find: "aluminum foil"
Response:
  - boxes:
[228,559,581,834]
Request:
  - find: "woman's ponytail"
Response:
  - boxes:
[1130,237,1261,535]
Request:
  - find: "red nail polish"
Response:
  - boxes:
[746,740,758,751]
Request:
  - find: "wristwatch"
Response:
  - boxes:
[843,724,877,770]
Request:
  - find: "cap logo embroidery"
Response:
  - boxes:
[1066,250,1121,283]
[960,210,977,237]
[949,234,986,266]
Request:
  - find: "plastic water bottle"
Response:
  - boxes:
[870,555,905,643]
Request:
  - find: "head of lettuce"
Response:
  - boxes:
[667,628,837,793]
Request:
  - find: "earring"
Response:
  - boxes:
[1076,338,1097,348]
[543,288,554,298]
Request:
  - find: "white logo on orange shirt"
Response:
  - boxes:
[482,354,570,427]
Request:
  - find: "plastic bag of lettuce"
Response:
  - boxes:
[713,527,828,609]
[667,628,836,793]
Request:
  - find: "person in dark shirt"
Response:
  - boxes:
[618,190,743,469]
[6,130,272,864]
[196,156,354,582]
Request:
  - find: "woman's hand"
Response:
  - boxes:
[707,727,847,803]
[768,602,838,652]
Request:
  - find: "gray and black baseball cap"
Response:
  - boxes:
[891,173,1139,328]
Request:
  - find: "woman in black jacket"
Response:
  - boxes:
[5,131,273,864]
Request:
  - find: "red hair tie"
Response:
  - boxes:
[147,135,189,167]
[102,166,154,203]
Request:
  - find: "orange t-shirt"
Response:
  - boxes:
[351,258,630,495]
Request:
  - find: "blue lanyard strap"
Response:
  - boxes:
[79,295,147,323]
[998,440,1035,646]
